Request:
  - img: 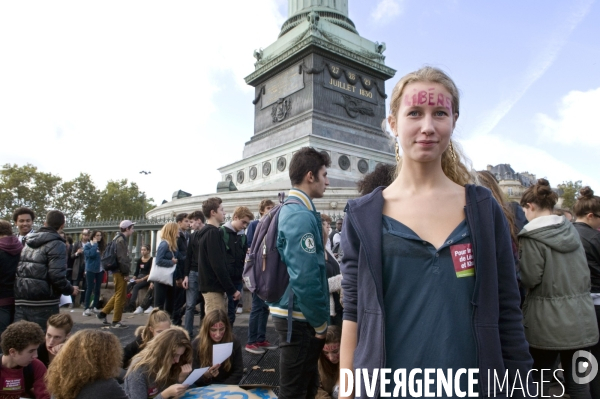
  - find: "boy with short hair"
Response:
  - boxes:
[37,314,73,368]
[0,320,49,399]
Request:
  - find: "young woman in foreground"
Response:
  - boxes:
[339,67,533,398]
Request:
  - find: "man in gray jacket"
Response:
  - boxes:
[97,220,134,329]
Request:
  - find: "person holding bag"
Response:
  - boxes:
[152,222,179,315]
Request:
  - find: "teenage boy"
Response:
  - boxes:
[0,320,49,399]
[37,314,73,368]
[245,200,277,354]
[12,207,36,245]
[97,220,134,329]
[172,213,190,325]
[14,211,79,331]
[183,210,206,337]
[269,147,331,399]
[222,206,254,326]
[197,198,241,315]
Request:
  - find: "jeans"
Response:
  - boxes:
[172,285,186,325]
[127,279,150,309]
[14,304,59,332]
[247,292,269,344]
[227,282,243,326]
[529,347,592,399]
[0,304,14,337]
[84,271,104,309]
[184,271,199,337]
[273,317,325,399]
[154,282,174,315]
[102,272,127,323]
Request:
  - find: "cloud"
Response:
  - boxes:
[473,0,594,137]
[371,0,403,24]
[536,87,600,146]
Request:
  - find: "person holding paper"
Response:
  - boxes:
[124,327,193,399]
[190,309,243,387]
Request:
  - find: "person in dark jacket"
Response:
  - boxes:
[246,199,274,247]
[573,186,600,397]
[14,210,78,331]
[191,309,243,387]
[221,206,253,326]
[69,229,90,305]
[197,198,240,315]
[0,219,22,336]
[340,67,534,398]
[171,213,190,326]
[183,210,206,338]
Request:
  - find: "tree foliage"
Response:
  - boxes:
[558,180,582,211]
[0,164,155,224]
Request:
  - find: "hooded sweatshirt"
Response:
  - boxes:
[197,224,236,295]
[221,221,247,284]
[0,236,23,301]
[518,215,599,350]
[14,227,74,307]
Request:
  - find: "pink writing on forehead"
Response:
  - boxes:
[403,88,453,112]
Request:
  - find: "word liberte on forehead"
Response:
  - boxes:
[403,87,453,113]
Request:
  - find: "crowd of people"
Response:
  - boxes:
[0,66,599,399]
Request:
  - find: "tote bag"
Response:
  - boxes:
[148,257,176,286]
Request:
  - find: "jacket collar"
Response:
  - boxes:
[288,188,316,212]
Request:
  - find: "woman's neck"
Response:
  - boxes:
[391,158,455,193]
[141,254,150,261]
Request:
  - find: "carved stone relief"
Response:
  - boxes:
[249,166,257,180]
[338,155,350,170]
[236,171,244,184]
[272,98,292,123]
[358,159,369,174]
[335,94,374,118]
[277,157,287,172]
[263,161,272,176]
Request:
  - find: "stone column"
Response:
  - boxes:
[128,234,135,275]
[151,230,158,257]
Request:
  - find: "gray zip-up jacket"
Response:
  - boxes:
[519,215,599,350]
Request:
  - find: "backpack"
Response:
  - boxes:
[220,226,247,250]
[101,233,124,272]
[242,192,301,303]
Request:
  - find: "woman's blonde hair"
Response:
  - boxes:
[196,309,233,372]
[127,326,192,389]
[386,66,472,185]
[134,308,171,350]
[160,222,179,252]
[46,330,122,399]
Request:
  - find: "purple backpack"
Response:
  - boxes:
[243,193,301,303]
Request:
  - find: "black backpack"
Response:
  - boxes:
[101,233,124,272]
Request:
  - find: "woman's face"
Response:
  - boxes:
[172,346,185,364]
[141,246,149,256]
[323,343,340,364]
[390,81,456,164]
[209,322,226,343]
[94,232,102,241]
[150,321,171,338]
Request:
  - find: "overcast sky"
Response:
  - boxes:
[1,0,598,206]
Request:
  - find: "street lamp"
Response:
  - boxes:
[139,171,151,219]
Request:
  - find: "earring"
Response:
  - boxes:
[449,141,457,163]
[395,140,401,163]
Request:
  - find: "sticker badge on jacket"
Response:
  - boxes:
[450,243,475,278]
[300,233,316,253]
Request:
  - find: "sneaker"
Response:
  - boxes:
[82,308,92,316]
[144,306,154,314]
[97,312,109,325]
[111,322,128,329]
[133,306,144,315]
[245,344,265,354]
[92,308,100,313]
[256,340,278,350]
[67,303,73,309]
[236,307,243,314]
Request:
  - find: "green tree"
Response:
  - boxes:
[96,179,155,220]
[0,163,61,221]
[558,180,582,210]
[55,173,101,224]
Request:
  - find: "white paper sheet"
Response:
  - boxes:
[212,342,233,365]
[182,367,209,386]
[59,295,72,306]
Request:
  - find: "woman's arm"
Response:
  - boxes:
[155,241,174,267]
[518,237,546,289]
[340,320,357,399]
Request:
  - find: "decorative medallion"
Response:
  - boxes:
[358,159,369,174]
[338,155,350,170]
[236,171,244,184]
[249,166,257,180]
[277,157,287,172]
[271,98,292,123]
[225,174,232,182]
[263,162,272,176]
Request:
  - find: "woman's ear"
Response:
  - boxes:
[387,115,397,135]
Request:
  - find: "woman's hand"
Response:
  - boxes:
[172,257,178,265]
[149,283,154,290]
[178,364,192,382]
[203,364,220,379]
[161,384,188,398]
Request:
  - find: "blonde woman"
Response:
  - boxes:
[123,308,172,368]
[340,67,533,397]
[124,326,192,399]
[154,222,179,314]
[46,330,127,399]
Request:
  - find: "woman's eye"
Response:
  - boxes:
[435,110,448,116]
[407,110,420,116]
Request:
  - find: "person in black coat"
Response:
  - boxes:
[0,219,23,336]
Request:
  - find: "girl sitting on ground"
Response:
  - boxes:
[191,309,243,386]
[46,329,127,399]
[316,325,341,399]
[123,308,172,368]
[124,326,193,399]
